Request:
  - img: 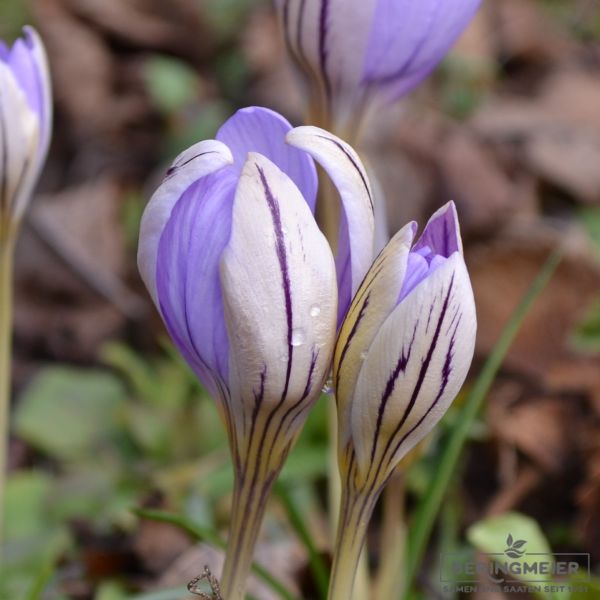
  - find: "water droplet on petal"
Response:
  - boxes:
[360,351,368,361]
[291,328,305,347]
[310,304,321,317]
[322,378,334,395]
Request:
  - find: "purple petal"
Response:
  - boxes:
[0,41,9,61]
[217,107,318,212]
[398,252,429,302]
[363,0,481,100]
[156,168,237,396]
[7,27,52,160]
[413,201,461,259]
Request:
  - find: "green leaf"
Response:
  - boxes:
[468,513,556,600]
[570,297,600,353]
[95,581,129,600]
[276,483,329,599]
[13,367,126,460]
[144,55,199,114]
[404,251,562,598]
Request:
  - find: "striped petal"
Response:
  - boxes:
[0,61,38,231]
[275,0,378,129]
[287,125,375,324]
[217,106,318,212]
[137,139,234,305]
[350,252,476,478]
[333,222,414,447]
[220,152,337,442]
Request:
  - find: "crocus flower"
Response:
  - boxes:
[276,0,481,134]
[328,202,476,600]
[0,27,52,241]
[138,106,374,599]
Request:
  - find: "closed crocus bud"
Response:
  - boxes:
[137,107,374,600]
[0,27,52,241]
[276,0,481,134]
[328,202,476,600]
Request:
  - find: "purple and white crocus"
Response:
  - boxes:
[138,106,374,600]
[0,27,52,240]
[328,202,476,600]
[276,0,482,133]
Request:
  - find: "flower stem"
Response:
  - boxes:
[0,236,15,556]
[328,487,377,600]
[220,470,276,600]
[374,473,406,600]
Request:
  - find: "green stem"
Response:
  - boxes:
[327,487,377,600]
[220,471,276,600]
[375,474,406,600]
[0,237,15,557]
[403,250,562,597]
[276,483,329,600]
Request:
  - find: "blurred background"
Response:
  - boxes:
[1,0,600,598]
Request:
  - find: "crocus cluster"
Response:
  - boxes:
[0,27,51,242]
[138,105,477,600]
[276,0,481,135]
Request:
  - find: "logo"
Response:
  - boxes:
[504,533,527,559]
[440,531,591,596]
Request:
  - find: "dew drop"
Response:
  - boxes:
[291,328,305,347]
[310,304,321,317]
[360,351,368,361]
[322,378,334,395]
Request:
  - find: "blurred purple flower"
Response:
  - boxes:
[0,27,52,234]
[276,0,481,131]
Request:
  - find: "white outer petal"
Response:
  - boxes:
[286,125,375,300]
[333,222,414,448]
[0,62,39,227]
[220,152,337,435]
[351,252,476,477]
[137,140,233,304]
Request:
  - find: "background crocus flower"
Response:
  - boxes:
[0,26,51,554]
[137,106,374,599]
[328,202,476,600]
[0,26,52,240]
[276,0,481,134]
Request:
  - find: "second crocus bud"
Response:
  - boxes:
[276,0,481,136]
[328,202,477,600]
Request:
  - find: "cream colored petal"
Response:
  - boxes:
[351,253,476,479]
[220,152,337,442]
[333,222,414,448]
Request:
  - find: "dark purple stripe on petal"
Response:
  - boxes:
[369,321,418,463]
[280,348,321,437]
[335,292,370,390]
[165,151,218,179]
[257,165,294,403]
[316,134,374,212]
[390,313,460,459]
[369,273,455,481]
[318,0,332,97]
